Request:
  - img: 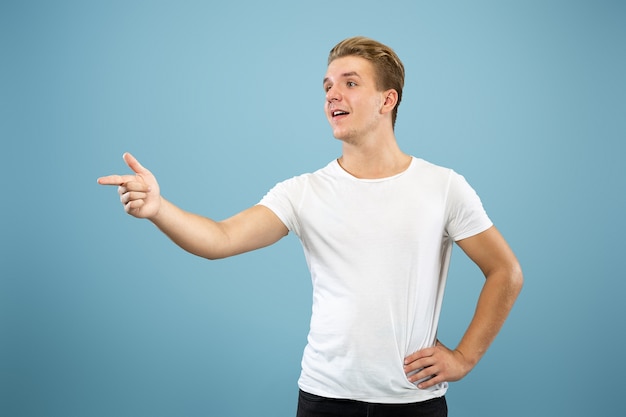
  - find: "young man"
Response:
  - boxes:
[98,37,523,417]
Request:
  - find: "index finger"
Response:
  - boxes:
[97,174,136,186]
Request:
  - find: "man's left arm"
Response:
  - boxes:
[404,225,523,389]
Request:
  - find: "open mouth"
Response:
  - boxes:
[332,110,349,118]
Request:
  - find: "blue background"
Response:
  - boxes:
[1,1,625,416]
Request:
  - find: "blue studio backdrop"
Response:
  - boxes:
[1,1,625,416]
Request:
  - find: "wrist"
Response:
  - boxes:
[454,347,481,372]
[148,196,166,223]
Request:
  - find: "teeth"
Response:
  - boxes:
[333,111,347,116]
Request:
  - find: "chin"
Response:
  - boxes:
[333,133,358,145]
[332,131,348,141]
[331,127,349,139]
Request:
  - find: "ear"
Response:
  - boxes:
[380,89,398,115]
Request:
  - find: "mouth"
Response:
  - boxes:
[332,110,350,118]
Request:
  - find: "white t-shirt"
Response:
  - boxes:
[258,157,492,404]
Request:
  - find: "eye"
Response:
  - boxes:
[324,84,332,92]
[347,81,357,87]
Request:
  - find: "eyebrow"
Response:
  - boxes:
[323,71,361,86]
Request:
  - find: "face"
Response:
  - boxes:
[323,56,389,143]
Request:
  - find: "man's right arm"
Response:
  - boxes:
[97,152,288,260]
[151,200,288,259]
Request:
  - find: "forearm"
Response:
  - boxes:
[455,266,523,367]
[405,227,523,388]
[149,198,288,260]
[149,197,230,260]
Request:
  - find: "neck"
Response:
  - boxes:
[338,135,411,179]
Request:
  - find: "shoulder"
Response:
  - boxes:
[411,157,477,184]
[264,159,337,196]
[275,160,338,186]
[410,157,452,175]
[408,157,458,187]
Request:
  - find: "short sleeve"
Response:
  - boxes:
[444,172,493,241]
[257,176,305,236]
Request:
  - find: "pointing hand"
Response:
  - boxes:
[97,153,161,219]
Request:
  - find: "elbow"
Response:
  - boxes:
[187,246,229,261]
[199,245,242,261]
[200,249,230,261]
[204,253,227,261]
[487,262,523,299]
[509,262,524,297]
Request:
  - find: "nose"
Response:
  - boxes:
[326,85,341,103]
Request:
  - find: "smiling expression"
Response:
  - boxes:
[323,56,391,143]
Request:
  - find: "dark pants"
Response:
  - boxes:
[296,390,448,417]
